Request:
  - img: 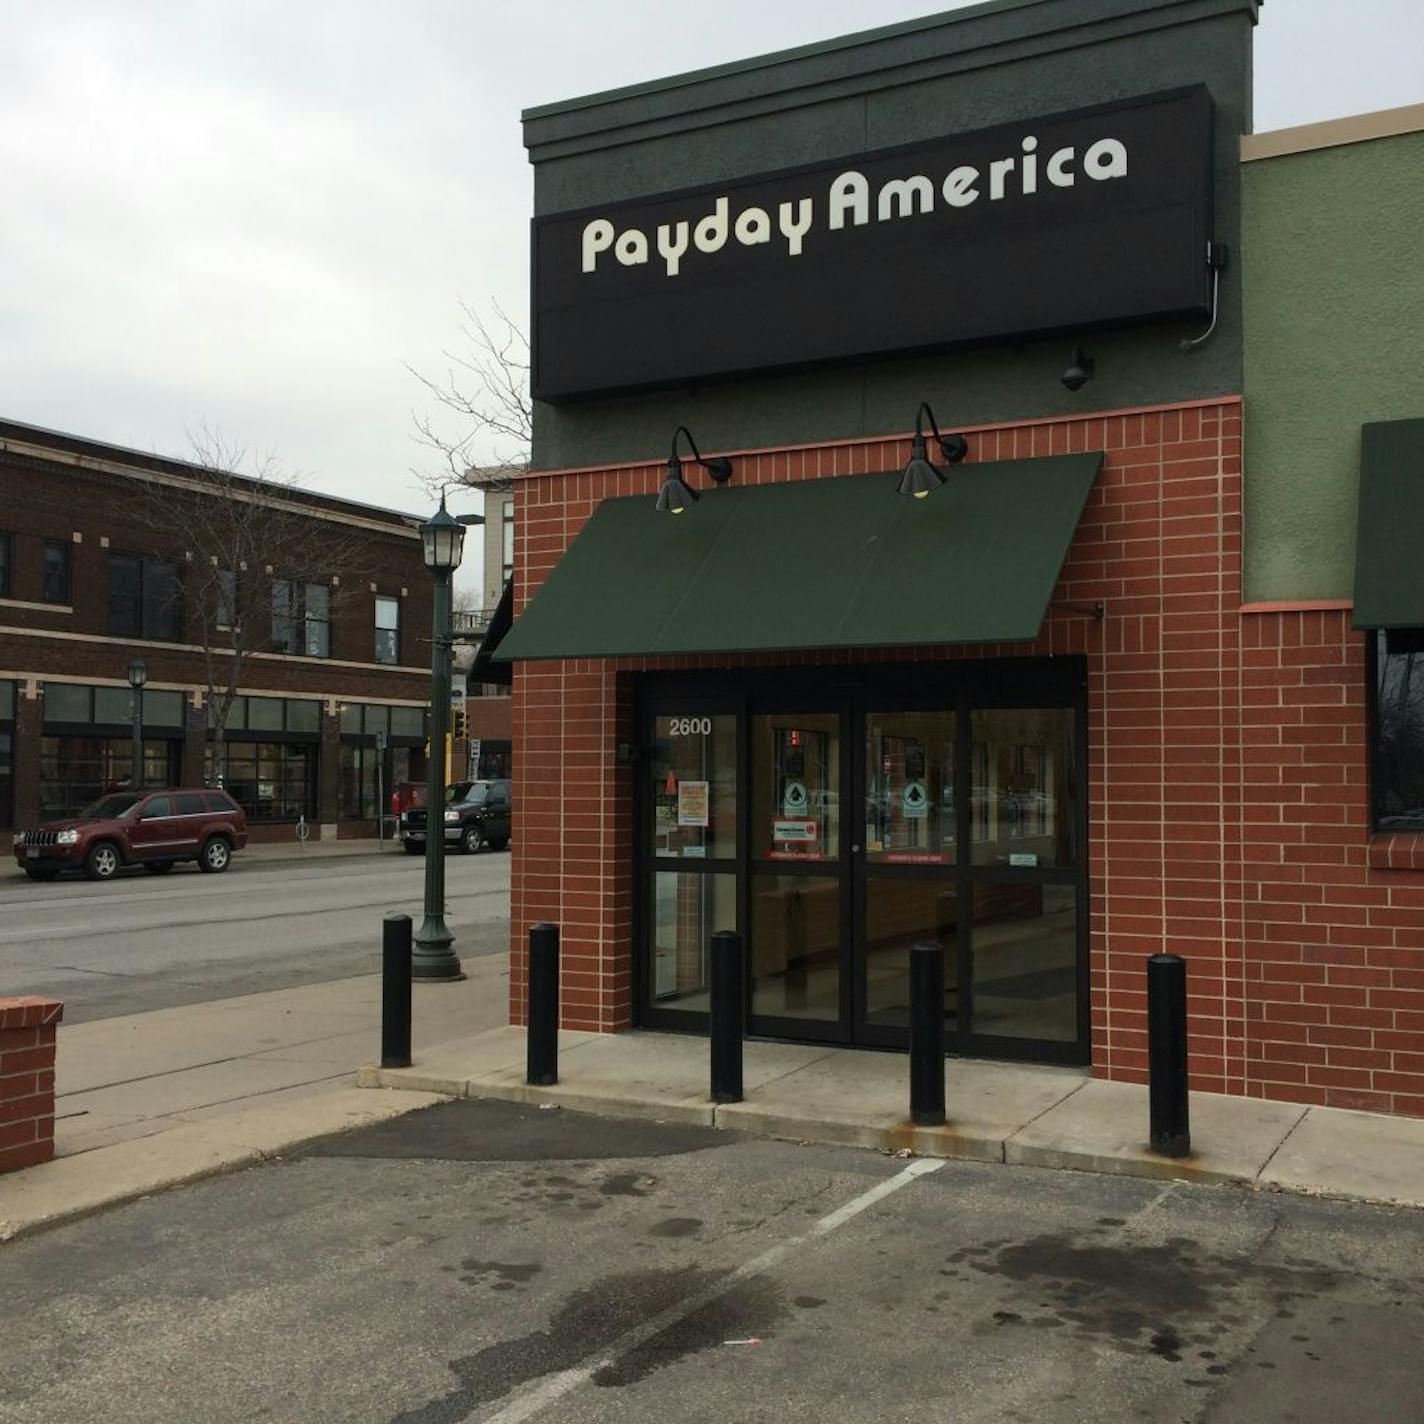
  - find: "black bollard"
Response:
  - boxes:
[381,913,412,1069]
[1147,953,1191,1157]
[710,930,745,1104]
[527,922,560,1087]
[909,941,946,1126]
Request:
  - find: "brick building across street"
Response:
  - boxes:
[0,419,432,846]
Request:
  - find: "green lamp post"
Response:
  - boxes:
[412,495,467,982]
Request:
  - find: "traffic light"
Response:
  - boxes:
[451,704,468,739]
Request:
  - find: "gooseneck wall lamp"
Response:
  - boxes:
[656,427,733,514]
[898,403,969,499]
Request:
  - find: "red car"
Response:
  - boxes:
[13,787,248,882]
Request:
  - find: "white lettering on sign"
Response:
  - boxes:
[668,717,712,737]
[580,128,1131,279]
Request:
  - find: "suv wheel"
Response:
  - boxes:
[198,837,232,874]
[460,825,485,854]
[84,842,121,881]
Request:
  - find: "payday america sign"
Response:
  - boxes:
[531,87,1214,401]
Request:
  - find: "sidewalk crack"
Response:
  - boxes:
[1253,1106,1310,1183]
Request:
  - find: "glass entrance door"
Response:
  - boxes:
[636,662,1089,1064]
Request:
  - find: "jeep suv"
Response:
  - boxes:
[400,779,511,855]
[13,788,248,882]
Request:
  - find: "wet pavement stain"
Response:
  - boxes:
[388,1266,784,1424]
[648,1218,703,1239]
[456,1260,544,1289]
[951,1229,1351,1363]
[601,1173,657,1197]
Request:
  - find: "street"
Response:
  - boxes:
[2,1098,1421,1424]
[0,848,510,1023]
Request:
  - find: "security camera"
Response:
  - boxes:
[1061,347,1095,392]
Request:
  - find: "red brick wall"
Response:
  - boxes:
[0,995,62,1173]
[508,398,1424,1117]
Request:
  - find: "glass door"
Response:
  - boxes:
[855,707,959,1047]
[747,706,852,1042]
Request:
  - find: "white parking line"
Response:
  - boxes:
[469,1157,945,1424]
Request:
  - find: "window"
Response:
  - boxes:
[46,683,184,728]
[0,532,10,598]
[143,795,174,819]
[215,569,237,630]
[39,736,179,815]
[375,596,400,664]
[209,741,316,822]
[206,695,320,734]
[1372,629,1424,832]
[271,579,330,657]
[175,792,206,815]
[203,790,239,814]
[41,540,70,604]
[107,554,182,639]
[501,501,514,584]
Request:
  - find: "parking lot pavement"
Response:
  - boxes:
[2,1099,1422,1424]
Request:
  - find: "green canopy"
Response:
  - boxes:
[497,452,1103,661]
[1354,418,1424,629]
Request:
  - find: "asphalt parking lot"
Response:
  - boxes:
[2,1098,1422,1424]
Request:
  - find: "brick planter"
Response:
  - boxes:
[0,996,63,1173]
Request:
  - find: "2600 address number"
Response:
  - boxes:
[667,717,713,737]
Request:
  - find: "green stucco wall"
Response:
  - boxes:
[1243,129,1424,602]
[524,0,1259,472]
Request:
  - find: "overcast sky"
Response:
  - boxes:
[3,0,1421,591]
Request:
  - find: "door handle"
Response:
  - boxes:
[851,844,862,854]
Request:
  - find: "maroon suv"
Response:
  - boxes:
[13,788,248,882]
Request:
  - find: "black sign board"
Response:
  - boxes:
[531,87,1214,402]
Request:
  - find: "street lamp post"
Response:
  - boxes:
[128,659,147,791]
[412,496,467,982]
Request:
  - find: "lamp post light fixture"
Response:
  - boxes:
[413,495,471,982]
[127,658,147,791]
[898,403,969,499]
[655,426,733,514]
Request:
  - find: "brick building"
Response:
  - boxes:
[0,419,433,846]
[490,1,1424,1117]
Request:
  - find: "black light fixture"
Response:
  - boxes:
[656,426,733,514]
[1061,347,1096,392]
[898,403,968,499]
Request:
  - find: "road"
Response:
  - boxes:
[3,1098,1422,1424]
[0,849,510,1023]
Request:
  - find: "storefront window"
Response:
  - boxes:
[211,742,316,822]
[39,736,179,816]
[751,713,839,861]
[865,710,955,864]
[0,682,13,830]
[340,744,379,820]
[971,883,1078,1042]
[1372,629,1424,831]
[650,872,735,1012]
[42,683,91,723]
[971,708,1075,869]
[650,714,736,860]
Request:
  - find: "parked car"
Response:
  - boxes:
[12,788,248,882]
[400,779,511,855]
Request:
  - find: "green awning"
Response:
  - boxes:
[497,452,1103,661]
[1354,417,1424,630]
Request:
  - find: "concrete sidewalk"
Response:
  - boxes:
[0,963,507,1242]
[360,1027,1424,1209]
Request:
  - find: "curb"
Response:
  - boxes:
[358,1064,1424,1211]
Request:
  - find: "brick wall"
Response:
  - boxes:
[508,398,1424,1117]
[0,996,62,1173]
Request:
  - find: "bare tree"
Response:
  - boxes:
[125,426,379,787]
[406,298,531,495]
